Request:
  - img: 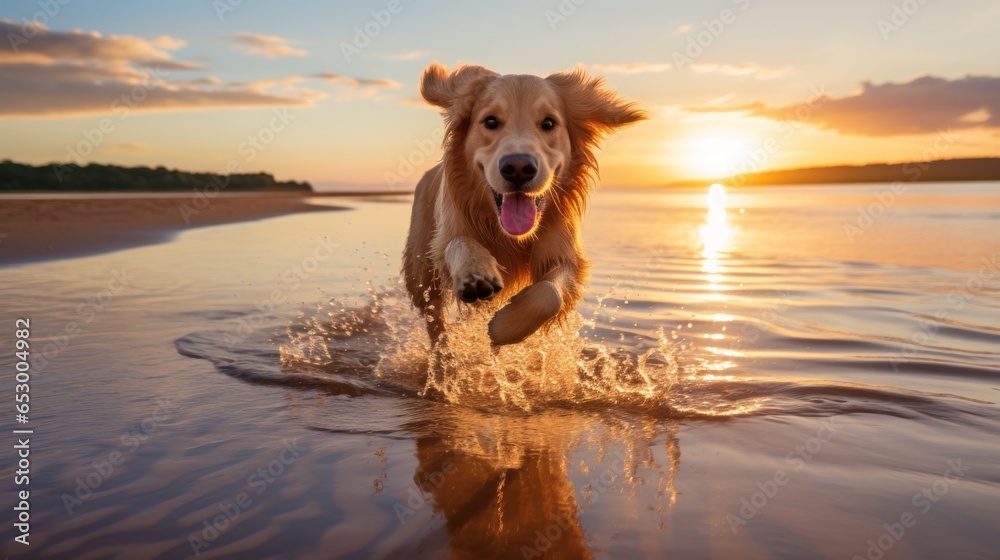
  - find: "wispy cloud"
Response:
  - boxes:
[230,33,307,59]
[183,76,223,86]
[0,20,190,64]
[689,75,1000,136]
[381,50,429,61]
[0,21,323,118]
[689,62,789,80]
[312,72,401,89]
[589,61,785,79]
[591,62,672,75]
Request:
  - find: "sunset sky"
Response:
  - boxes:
[2,0,998,190]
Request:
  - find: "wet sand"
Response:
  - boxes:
[0,193,344,266]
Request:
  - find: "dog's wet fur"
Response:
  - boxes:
[403,63,645,346]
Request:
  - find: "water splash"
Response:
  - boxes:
[176,277,995,424]
[277,281,768,417]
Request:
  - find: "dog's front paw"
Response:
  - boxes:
[444,237,504,303]
[488,280,562,345]
[456,272,503,303]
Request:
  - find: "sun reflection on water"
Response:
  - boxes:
[699,184,731,297]
[693,183,748,390]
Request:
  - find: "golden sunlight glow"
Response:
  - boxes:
[700,184,730,263]
[699,184,731,301]
[686,136,748,178]
[695,184,743,376]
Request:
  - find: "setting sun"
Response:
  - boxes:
[686,136,749,179]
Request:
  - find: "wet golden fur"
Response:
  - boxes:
[403,63,645,346]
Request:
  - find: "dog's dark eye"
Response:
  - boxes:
[484,116,499,130]
[541,117,556,131]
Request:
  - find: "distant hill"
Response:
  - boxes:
[0,161,312,192]
[673,157,1000,187]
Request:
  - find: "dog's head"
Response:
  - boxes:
[421,63,645,239]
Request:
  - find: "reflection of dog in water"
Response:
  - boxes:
[406,435,591,560]
[403,63,645,346]
[392,410,681,559]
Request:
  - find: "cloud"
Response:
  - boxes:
[589,61,784,79]
[230,33,307,59]
[689,75,1000,136]
[382,50,429,61]
[0,21,323,117]
[689,62,789,80]
[140,59,205,71]
[591,62,672,75]
[184,76,223,86]
[312,72,401,89]
[1,20,189,64]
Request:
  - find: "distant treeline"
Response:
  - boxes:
[674,158,1000,187]
[0,161,313,192]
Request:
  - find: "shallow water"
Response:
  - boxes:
[2,183,999,559]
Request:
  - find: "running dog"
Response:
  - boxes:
[403,63,645,346]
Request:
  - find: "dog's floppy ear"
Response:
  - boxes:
[420,63,498,116]
[545,67,647,134]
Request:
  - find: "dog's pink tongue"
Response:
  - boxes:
[500,193,537,235]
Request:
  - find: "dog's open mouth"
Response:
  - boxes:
[492,191,543,236]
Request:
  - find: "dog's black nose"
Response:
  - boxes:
[499,154,538,188]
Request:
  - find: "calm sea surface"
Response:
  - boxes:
[2,183,998,559]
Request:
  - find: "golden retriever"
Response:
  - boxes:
[403,63,645,346]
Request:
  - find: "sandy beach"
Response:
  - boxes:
[0,193,343,266]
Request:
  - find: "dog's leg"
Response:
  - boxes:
[487,265,575,346]
[444,236,504,303]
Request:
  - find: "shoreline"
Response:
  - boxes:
[0,194,350,267]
